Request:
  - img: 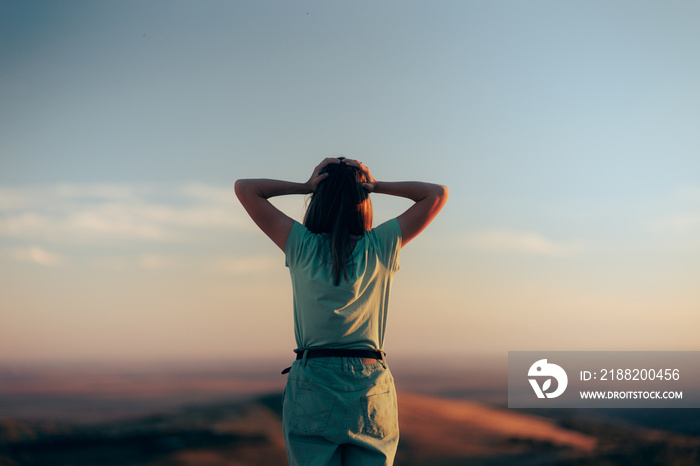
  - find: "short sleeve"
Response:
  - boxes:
[285,221,307,268]
[371,218,402,272]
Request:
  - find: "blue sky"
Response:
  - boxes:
[1,1,698,363]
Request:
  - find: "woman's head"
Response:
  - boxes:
[304,157,373,285]
[304,157,373,235]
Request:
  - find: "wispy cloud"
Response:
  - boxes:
[0,187,34,210]
[137,254,179,270]
[10,246,64,267]
[464,230,584,257]
[0,184,147,210]
[86,253,278,273]
[180,183,237,206]
[0,183,290,274]
[0,212,55,237]
[651,212,700,235]
[210,255,280,275]
[0,183,253,243]
[86,254,181,271]
[675,186,700,202]
[650,186,700,236]
[54,183,150,201]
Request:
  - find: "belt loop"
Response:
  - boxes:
[379,349,387,369]
[301,349,309,367]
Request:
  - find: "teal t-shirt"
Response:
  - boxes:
[285,218,401,352]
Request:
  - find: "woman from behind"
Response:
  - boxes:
[235,157,448,465]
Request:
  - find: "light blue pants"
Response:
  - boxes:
[283,355,399,466]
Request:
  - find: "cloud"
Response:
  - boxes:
[651,212,700,235]
[0,187,32,210]
[86,254,180,271]
[180,183,236,206]
[210,255,280,275]
[464,230,584,257]
[0,183,254,243]
[11,246,64,267]
[0,184,146,211]
[137,254,178,270]
[54,183,150,201]
[650,186,700,236]
[0,212,55,237]
[675,186,700,202]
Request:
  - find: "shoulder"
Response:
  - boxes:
[365,218,401,270]
[367,218,401,242]
[285,221,322,267]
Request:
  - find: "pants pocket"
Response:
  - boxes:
[288,380,336,435]
[361,388,398,439]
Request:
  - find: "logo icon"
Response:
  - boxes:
[528,359,568,398]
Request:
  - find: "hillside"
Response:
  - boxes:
[3,391,698,465]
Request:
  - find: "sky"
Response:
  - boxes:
[1,0,699,364]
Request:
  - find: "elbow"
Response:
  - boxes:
[432,184,449,212]
[234,179,249,200]
[434,184,449,204]
[235,179,267,202]
[419,184,448,208]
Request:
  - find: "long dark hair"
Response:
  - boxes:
[303,158,373,285]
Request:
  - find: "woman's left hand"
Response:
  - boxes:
[305,158,340,193]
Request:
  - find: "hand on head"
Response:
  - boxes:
[306,158,340,192]
[308,157,376,193]
[343,159,376,192]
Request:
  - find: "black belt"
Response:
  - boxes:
[281,349,384,374]
[296,349,383,360]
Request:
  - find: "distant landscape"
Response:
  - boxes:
[1,357,699,465]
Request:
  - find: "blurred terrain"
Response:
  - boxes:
[1,358,699,465]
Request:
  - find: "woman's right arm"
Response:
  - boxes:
[348,160,448,247]
[235,158,339,251]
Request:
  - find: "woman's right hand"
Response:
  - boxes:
[345,159,377,192]
[306,158,340,192]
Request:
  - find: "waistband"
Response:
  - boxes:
[295,349,383,360]
[281,348,385,374]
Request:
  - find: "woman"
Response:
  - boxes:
[235,157,448,466]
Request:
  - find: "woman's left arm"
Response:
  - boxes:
[234,158,339,251]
